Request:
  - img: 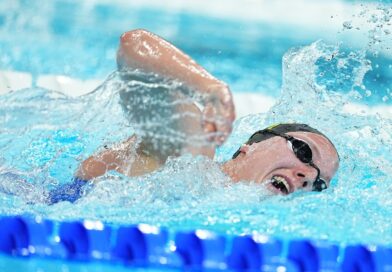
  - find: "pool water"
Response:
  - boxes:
[0,0,392,266]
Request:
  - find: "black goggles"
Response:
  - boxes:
[233,129,328,192]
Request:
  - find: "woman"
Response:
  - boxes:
[48,29,339,204]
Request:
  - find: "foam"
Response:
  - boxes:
[0,70,275,118]
[36,74,102,97]
[0,70,32,95]
[1,70,392,120]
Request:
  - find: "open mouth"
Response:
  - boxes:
[271,175,290,195]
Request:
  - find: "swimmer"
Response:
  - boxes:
[47,29,339,204]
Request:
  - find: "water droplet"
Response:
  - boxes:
[343,21,353,30]
[370,14,378,23]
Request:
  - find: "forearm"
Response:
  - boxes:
[76,136,138,180]
[117,29,226,92]
[75,149,120,180]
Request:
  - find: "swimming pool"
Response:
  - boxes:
[1,0,392,271]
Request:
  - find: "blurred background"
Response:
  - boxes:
[0,0,391,104]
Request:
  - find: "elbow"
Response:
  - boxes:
[119,29,154,54]
[117,29,155,68]
[120,29,151,44]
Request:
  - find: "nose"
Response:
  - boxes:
[292,166,318,190]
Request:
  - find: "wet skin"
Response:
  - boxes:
[77,29,340,195]
[221,132,339,194]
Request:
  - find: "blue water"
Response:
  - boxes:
[0,1,392,270]
[1,1,392,103]
[0,254,179,272]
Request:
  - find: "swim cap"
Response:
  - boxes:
[232,123,338,159]
[262,123,330,141]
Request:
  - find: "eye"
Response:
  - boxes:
[291,139,313,163]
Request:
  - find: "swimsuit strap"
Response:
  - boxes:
[47,177,91,205]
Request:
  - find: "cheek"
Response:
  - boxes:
[258,145,294,166]
[245,140,299,180]
[248,148,288,177]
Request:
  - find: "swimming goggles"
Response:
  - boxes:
[235,129,327,192]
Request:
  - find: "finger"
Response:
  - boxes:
[203,121,216,133]
[201,103,215,128]
[204,121,217,142]
[215,85,236,123]
[214,119,232,145]
[202,88,235,145]
[220,99,235,124]
[210,98,235,144]
[201,103,216,142]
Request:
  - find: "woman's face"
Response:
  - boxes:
[221,132,339,194]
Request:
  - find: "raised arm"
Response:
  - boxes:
[117,29,235,144]
[76,30,236,181]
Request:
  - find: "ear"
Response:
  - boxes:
[239,144,250,154]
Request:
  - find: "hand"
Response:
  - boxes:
[202,83,235,145]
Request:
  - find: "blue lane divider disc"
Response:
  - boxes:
[112,224,169,266]
[227,235,283,270]
[58,221,90,259]
[174,230,226,269]
[112,226,146,263]
[137,224,169,266]
[58,220,112,261]
[81,220,112,260]
[342,245,392,272]
[0,216,29,255]
[20,216,54,256]
[288,240,339,271]
[0,215,391,272]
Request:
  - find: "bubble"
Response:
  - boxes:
[343,21,353,30]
